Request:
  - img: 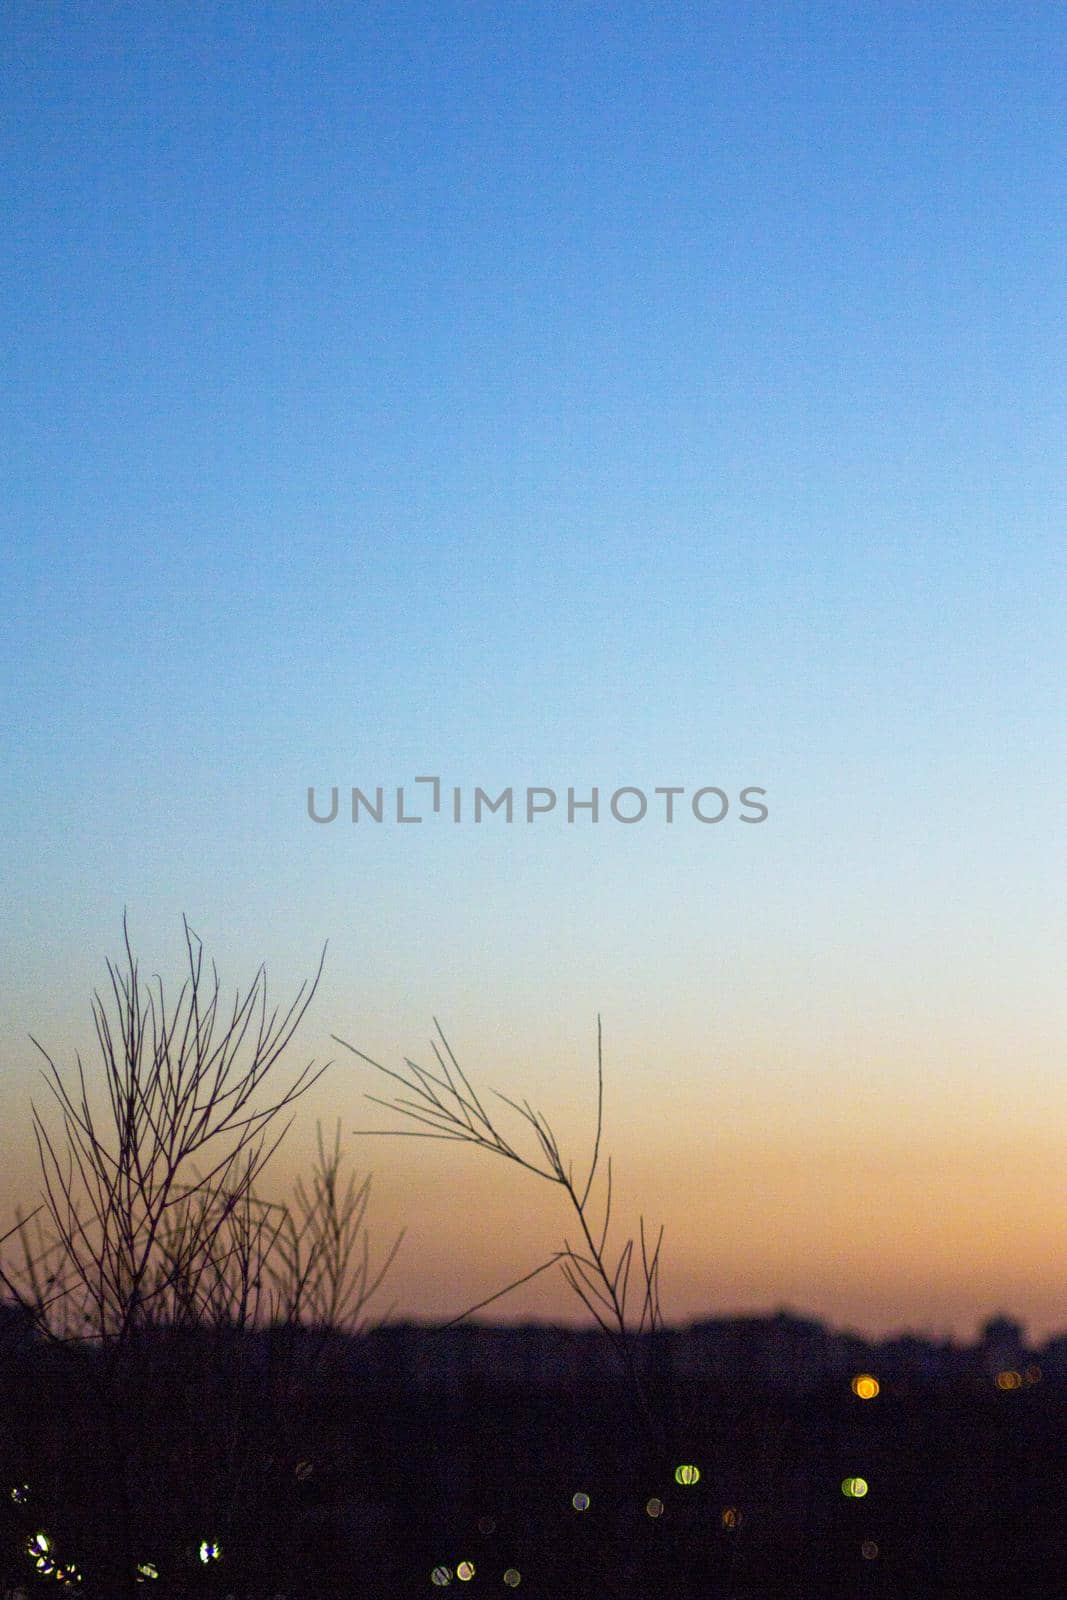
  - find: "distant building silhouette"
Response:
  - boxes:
[977,1313,1027,1375]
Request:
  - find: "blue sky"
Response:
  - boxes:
[1,1,1065,1336]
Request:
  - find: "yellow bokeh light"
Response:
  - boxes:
[456,1561,475,1581]
[995,1370,1022,1391]
[674,1464,700,1486]
[646,1497,664,1518]
[841,1476,869,1498]
[851,1374,880,1400]
[503,1569,521,1588]
[721,1507,740,1530]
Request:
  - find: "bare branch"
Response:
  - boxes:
[341,1016,667,1454]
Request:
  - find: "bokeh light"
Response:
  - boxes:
[861,1540,880,1560]
[646,1497,664,1518]
[503,1569,521,1587]
[995,1370,1022,1391]
[841,1477,869,1499]
[721,1507,740,1530]
[456,1560,475,1581]
[851,1374,880,1400]
[198,1541,221,1564]
[477,1516,496,1536]
[430,1566,452,1587]
[674,1464,700,1486]
[571,1491,590,1511]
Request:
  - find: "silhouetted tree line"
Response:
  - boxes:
[4,1314,1067,1598]
[1,922,1063,1599]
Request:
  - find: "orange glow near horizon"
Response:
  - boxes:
[3,1005,1067,1345]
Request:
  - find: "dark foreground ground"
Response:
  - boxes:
[1,1319,1064,1599]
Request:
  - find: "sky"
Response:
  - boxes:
[1,0,1065,1341]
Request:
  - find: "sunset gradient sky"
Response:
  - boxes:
[2,1,1065,1340]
